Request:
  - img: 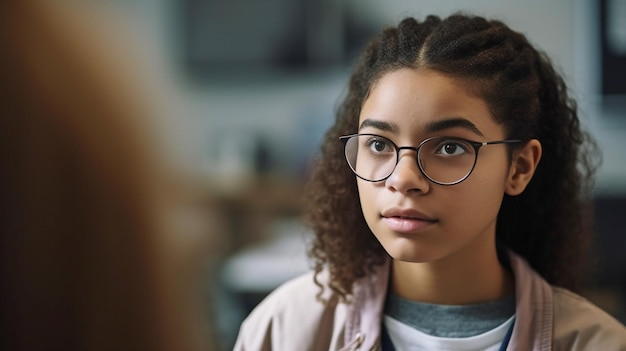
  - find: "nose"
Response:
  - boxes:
[385,150,430,194]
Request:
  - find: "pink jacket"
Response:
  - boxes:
[234,251,626,350]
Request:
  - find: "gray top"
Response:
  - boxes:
[384,293,515,338]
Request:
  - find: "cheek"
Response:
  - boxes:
[357,180,378,220]
[453,184,499,209]
[446,174,507,224]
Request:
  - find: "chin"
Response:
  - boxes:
[381,237,440,263]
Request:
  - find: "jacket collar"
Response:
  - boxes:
[507,250,553,350]
[342,260,389,350]
[342,249,554,351]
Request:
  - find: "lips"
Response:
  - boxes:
[381,208,437,221]
[381,208,438,233]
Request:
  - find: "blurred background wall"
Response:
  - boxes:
[93,0,624,349]
[112,0,626,190]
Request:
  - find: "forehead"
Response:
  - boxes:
[359,68,503,139]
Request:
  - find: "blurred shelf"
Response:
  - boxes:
[205,173,306,253]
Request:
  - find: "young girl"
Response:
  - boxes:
[234,14,626,350]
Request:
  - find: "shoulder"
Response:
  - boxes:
[233,271,347,350]
[552,287,626,349]
[244,271,330,318]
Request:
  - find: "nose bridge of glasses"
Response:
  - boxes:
[396,145,420,157]
[393,145,422,173]
[386,144,433,190]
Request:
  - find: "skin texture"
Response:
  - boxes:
[356,68,541,304]
[305,15,598,302]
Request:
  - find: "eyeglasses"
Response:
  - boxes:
[339,134,524,185]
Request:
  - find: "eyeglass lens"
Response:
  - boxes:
[344,135,477,184]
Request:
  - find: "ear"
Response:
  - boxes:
[505,139,542,196]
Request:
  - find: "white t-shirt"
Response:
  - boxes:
[383,315,515,351]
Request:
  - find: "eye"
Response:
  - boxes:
[365,136,394,154]
[434,139,470,156]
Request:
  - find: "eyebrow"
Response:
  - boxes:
[424,118,485,137]
[359,117,485,137]
[359,118,398,133]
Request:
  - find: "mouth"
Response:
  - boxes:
[381,208,437,221]
[389,215,433,220]
[381,208,438,233]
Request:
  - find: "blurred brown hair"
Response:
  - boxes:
[0,0,211,350]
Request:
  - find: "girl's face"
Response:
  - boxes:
[356,68,513,264]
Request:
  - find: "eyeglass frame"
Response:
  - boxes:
[339,133,525,186]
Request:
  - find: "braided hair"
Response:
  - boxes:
[304,14,599,301]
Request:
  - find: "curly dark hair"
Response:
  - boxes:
[303,14,599,301]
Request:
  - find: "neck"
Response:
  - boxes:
[390,240,514,305]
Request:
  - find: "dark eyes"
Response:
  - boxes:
[434,141,471,156]
[365,137,394,153]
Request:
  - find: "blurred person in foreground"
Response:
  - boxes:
[0,1,214,350]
